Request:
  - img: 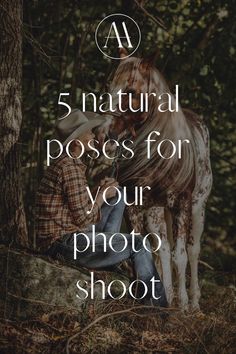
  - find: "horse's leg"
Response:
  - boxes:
[187,122,212,311]
[187,207,203,311]
[146,206,174,305]
[172,203,190,311]
[125,205,145,234]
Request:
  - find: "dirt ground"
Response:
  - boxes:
[0,263,235,354]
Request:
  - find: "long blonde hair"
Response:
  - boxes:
[110,57,205,196]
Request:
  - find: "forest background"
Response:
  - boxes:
[0,0,235,353]
[22,0,236,267]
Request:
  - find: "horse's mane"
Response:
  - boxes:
[110,57,206,197]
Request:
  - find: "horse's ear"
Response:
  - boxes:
[143,49,159,67]
[119,47,128,59]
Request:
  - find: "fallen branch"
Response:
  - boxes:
[66,305,177,354]
[199,260,214,271]
[6,292,76,310]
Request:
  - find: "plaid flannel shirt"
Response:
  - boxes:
[35,153,100,252]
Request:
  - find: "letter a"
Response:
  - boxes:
[103,21,133,49]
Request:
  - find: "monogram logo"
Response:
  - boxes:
[95,13,141,60]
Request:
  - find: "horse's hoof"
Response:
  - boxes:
[190,302,200,312]
[180,303,189,313]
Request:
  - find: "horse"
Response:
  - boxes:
[91,50,212,311]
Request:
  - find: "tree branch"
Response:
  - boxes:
[134,0,167,31]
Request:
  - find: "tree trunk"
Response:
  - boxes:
[0,0,28,247]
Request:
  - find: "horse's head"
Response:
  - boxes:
[105,49,197,196]
[109,48,159,131]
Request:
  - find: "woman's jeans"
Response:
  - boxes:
[46,193,168,307]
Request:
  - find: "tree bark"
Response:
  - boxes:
[0,0,28,247]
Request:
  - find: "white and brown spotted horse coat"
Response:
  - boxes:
[90,54,212,311]
[125,110,212,311]
[91,108,212,311]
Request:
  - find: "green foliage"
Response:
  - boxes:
[22,0,236,251]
